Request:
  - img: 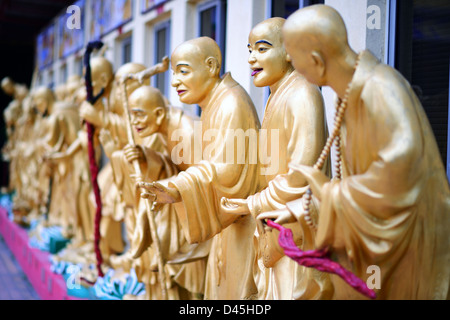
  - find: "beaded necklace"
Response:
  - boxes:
[302,53,362,230]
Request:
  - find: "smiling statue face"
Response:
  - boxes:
[171,40,219,106]
[248,19,292,89]
[129,86,165,138]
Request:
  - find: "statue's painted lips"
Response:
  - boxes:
[252,68,263,76]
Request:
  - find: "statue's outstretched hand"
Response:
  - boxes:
[258,208,297,225]
[137,181,181,203]
[159,56,170,73]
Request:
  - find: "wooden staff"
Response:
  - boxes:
[120,58,169,300]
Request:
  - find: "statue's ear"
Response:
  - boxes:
[286,53,292,63]
[100,73,109,87]
[311,51,326,77]
[205,57,219,77]
[154,106,166,126]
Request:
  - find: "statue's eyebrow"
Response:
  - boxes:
[255,40,273,46]
[248,40,273,48]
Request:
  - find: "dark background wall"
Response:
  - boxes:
[0,43,35,187]
[0,0,74,188]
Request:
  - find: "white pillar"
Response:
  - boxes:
[225,0,267,122]
[322,0,368,176]
[167,0,197,113]
[131,1,146,65]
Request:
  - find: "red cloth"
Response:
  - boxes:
[267,220,376,299]
[87,122,104,278]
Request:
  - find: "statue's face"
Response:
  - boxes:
[88,67,103,98]
[33,94,48,115]
[129,99,159,138]
[171,46,214,105]
[248,23,291,88]
[88,61,112,98]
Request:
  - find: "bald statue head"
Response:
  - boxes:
[128,86,167,138]
[66,74,83,100]
[115,62,149,93]
[32,86,55,115]
[283,4,352,87]
[110,62,149,114]
[1,77,15,96]
[87,56,114,97]
[54,84,68,102]
[171,37,222,107]
[248,17,293,90]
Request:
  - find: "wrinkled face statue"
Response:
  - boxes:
[129,86,166,139]
[171,39,220,106]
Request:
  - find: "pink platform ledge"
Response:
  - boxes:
[0,207,84,300]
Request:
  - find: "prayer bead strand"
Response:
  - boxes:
[302,54,361,230]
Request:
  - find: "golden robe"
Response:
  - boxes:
[3,98,23,193]
[247,71,332,300]
[44,101,81,231]
[89,97,131,258]
[297,50,450,300]
[170,73,261,300]
[11,97,37,212]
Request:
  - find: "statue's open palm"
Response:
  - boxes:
[137,181,180,203]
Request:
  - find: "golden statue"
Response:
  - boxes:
[54,84,68,102]
[65,74,84,104]
[1,77,28,194]
[139,37,261,300]
[91,62,161,265]
[77,61,170,296]
[32,86,81,234]
[10,94,42,222]
[53,57,122,273]
[259,4,450,300]
[221,17,332,300]
[80,61,149,245]
[120,86,208,299]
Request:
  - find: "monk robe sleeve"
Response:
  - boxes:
[104,112,129,147]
